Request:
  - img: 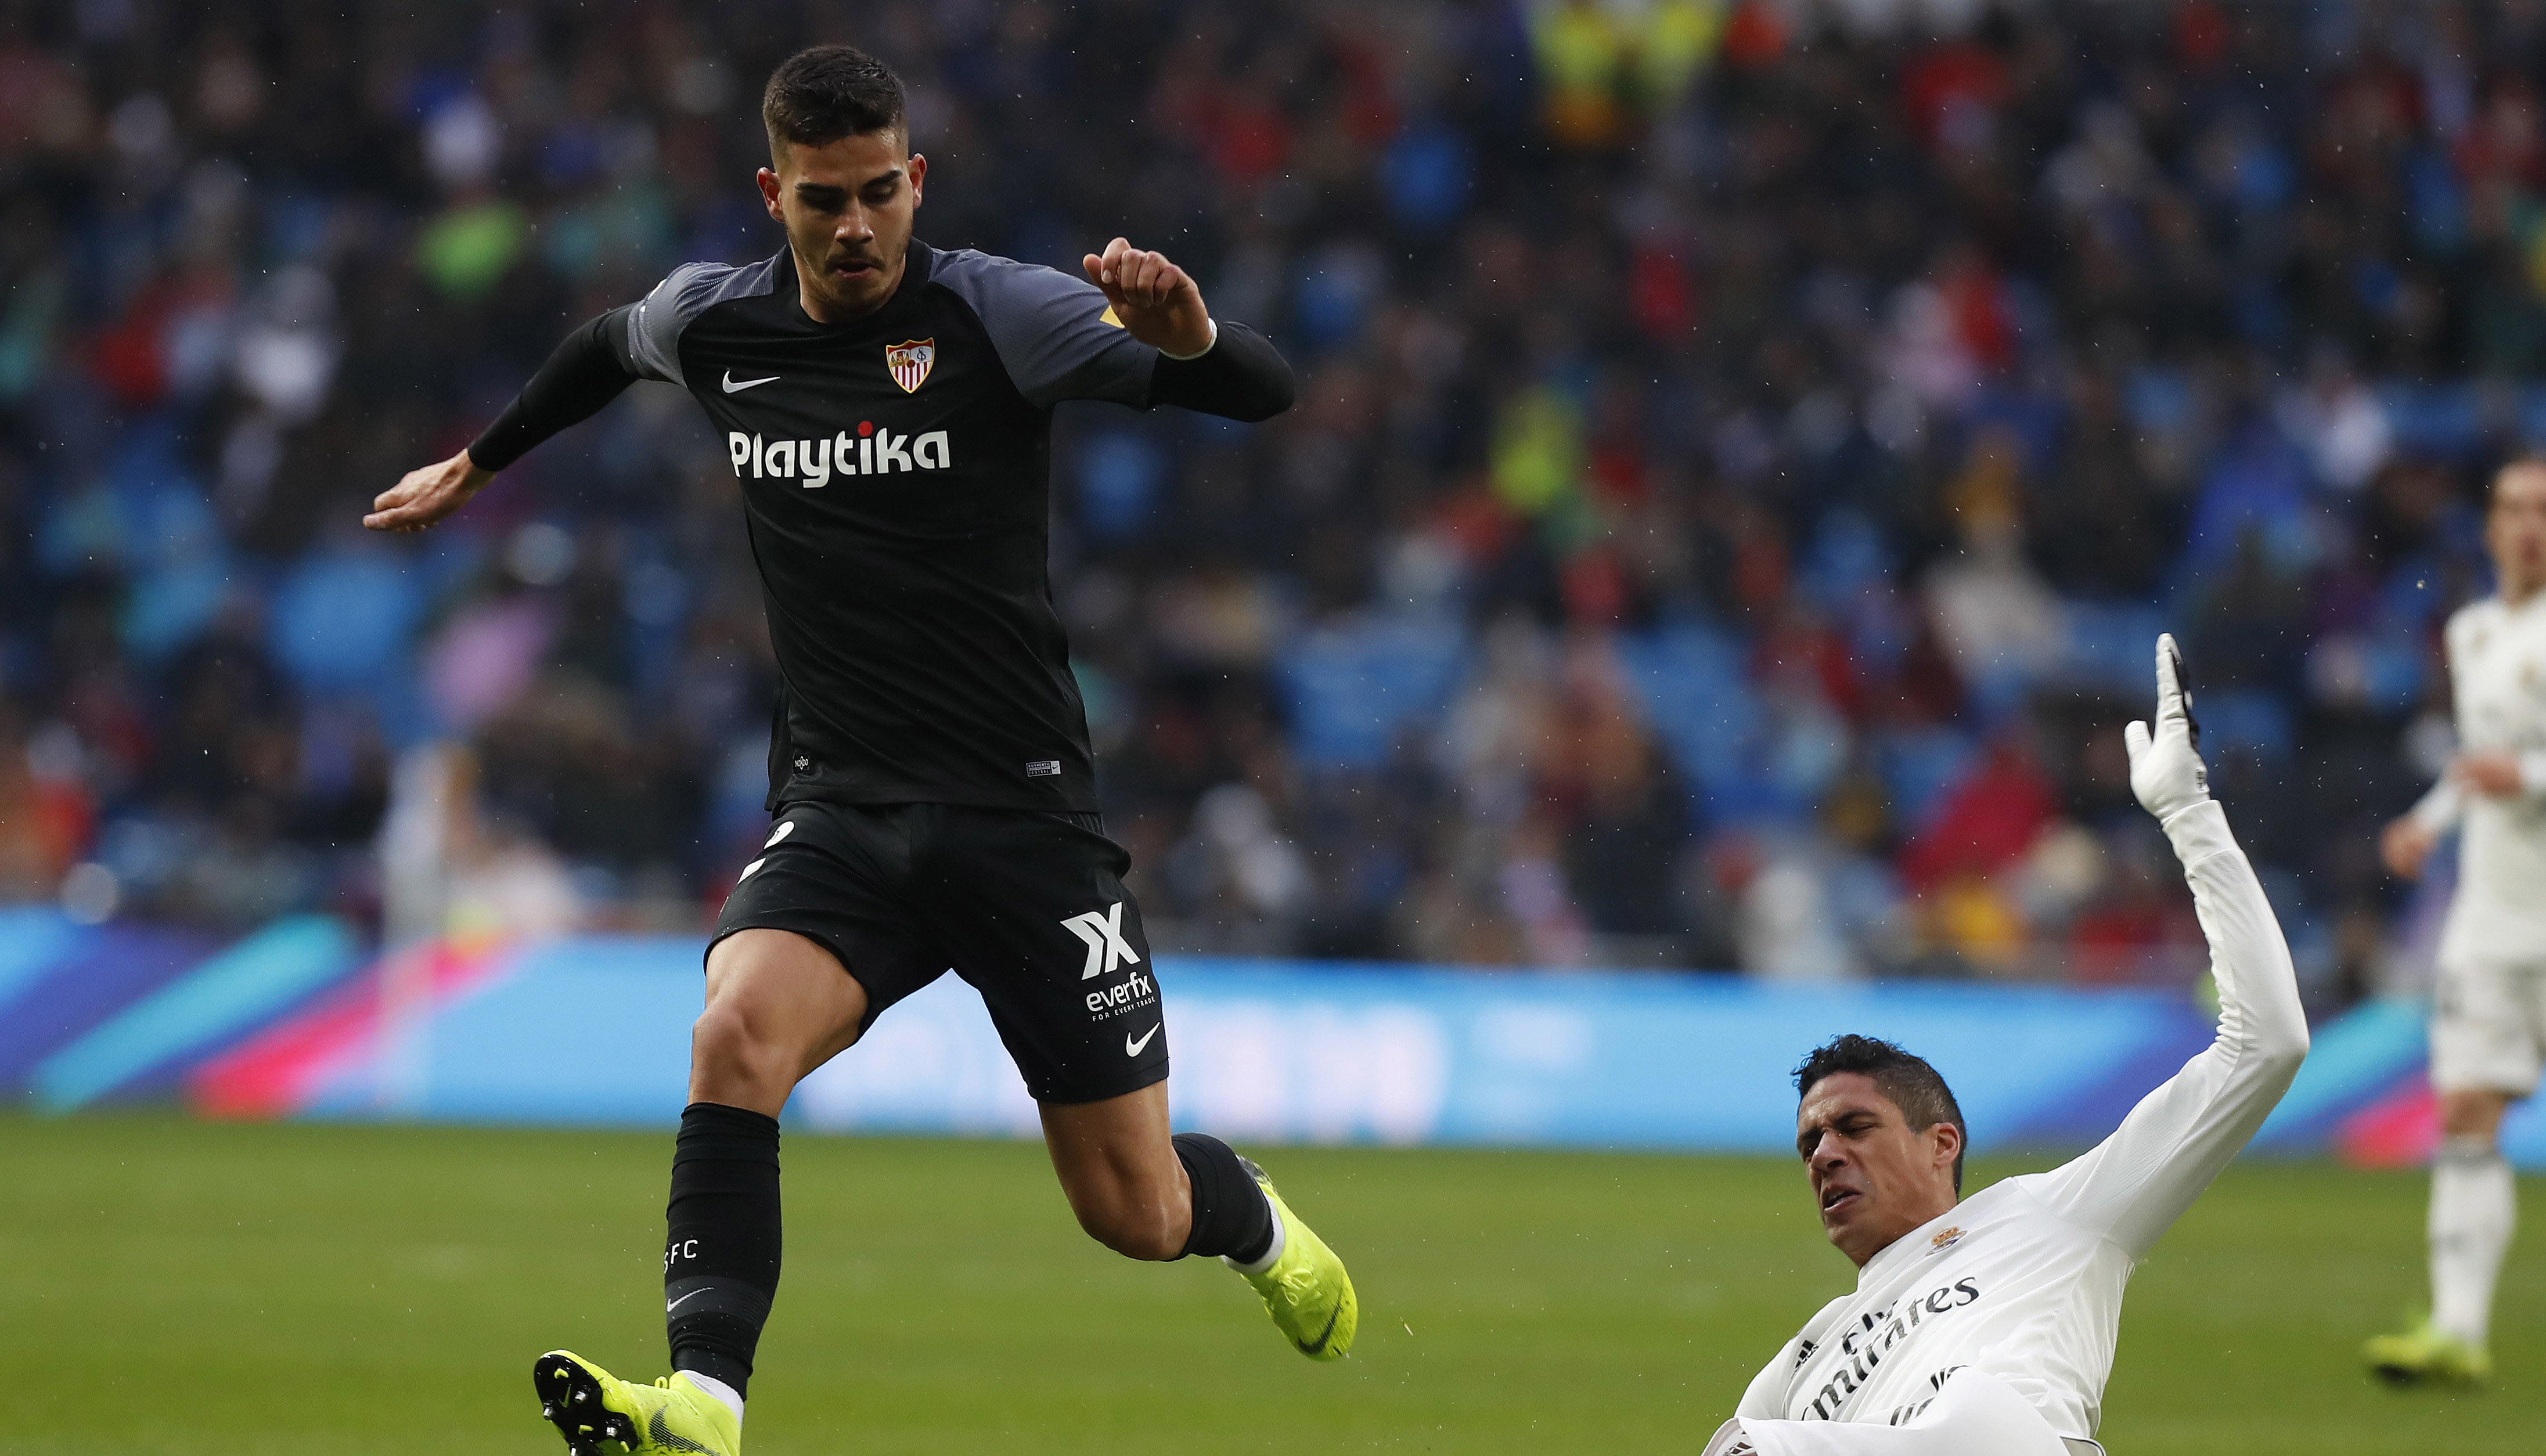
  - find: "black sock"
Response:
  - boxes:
[1173,1132,1274,1264]
[664,1102,782,1397]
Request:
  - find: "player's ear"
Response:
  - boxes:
[907,150,926,206]
[1930,1120,1963,1175]
[757,165,786,223]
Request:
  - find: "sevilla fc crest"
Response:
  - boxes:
[885,338,935,393]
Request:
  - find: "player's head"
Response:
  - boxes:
[756,45,924,322]
[1792,1035,1968,1268]
[2487,456,2546,600]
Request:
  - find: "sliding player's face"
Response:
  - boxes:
[2489,463,2546,600]
[759,131,926,324]
[1796,1073,1962,1268]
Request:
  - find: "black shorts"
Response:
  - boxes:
[708,801,1166,1104]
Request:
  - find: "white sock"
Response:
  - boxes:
[1223,1185,1285,1276]
[678,1370,744,1427]
[2430,1133,2515,1347]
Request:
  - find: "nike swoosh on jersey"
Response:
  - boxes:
[1125,1023,1161,1057]
[721,370,780,392]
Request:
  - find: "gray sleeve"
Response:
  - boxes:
[627,257,784,387]
[930,250,1158,410]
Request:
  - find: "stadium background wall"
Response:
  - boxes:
[0,905,2516,1167]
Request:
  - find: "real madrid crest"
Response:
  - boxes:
[886,338,935,394]
[1927,1226,1965,1255]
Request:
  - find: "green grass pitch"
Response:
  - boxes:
[6,1114,2541,1454]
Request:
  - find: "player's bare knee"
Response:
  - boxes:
[691,1003,793,1090]
[1076,1195,1184,1262]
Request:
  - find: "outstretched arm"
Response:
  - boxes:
[364,308,642,532]
[2452,746,2546,802]
[2395,747,2546,876]
[2382,776,2460,881]
[2023,636,2309,1257]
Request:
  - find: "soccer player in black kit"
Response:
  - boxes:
[366,46,1357,1456]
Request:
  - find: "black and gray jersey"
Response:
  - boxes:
[469,236,1293,815]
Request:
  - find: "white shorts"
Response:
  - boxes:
[2430,956,2546,1096]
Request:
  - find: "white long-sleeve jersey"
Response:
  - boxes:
[2410,593,2546,966]
[1730,800,2308,1447]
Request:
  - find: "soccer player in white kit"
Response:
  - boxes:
[1701,637,2308,1456]
[2365,459,2546,1385]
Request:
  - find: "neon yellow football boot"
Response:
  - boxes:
[1230,1156,1357,1361]
[2364,1318,2491,1386]
[532,1349,742,1455]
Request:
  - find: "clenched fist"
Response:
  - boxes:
[1081,237,1215,358]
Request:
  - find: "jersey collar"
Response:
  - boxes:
[1856,1194,1974,1288]
[903,235,938,287]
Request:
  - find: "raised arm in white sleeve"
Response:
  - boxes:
[1710,641,2309,1455]
[2021,637,2310,1258]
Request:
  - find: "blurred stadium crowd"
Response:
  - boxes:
[1,0,2532,1001]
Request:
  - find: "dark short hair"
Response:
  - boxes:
[1794,1034,1968,1193]
[762,45,906,160]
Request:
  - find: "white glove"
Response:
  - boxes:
[2124,632,2210,823]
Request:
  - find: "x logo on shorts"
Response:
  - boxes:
[1061,901,1141,981]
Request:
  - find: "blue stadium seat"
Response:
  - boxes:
[2378,381,2485,461]
[2059,600,2169,696]
[1615,625,1768,816]
[1280,617,1469,767]
[2196,687,2295,761]
[268,549,428,695]
[1874,726,1980,835]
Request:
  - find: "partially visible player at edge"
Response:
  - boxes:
[1701,637,2309,1456]
[2367,459,2546,1386]
[365,45,1354,1456]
